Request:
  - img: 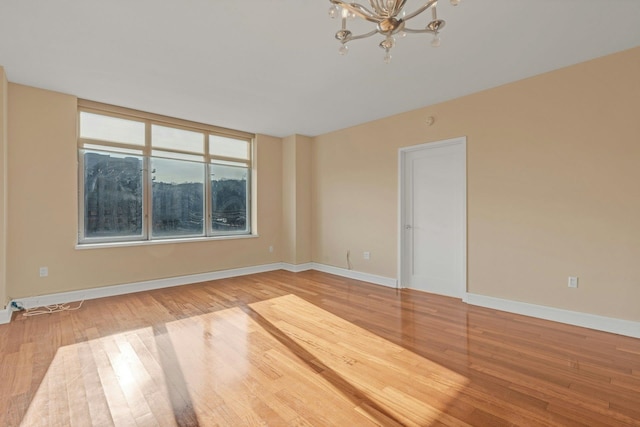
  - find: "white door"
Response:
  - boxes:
[400,137,466,298]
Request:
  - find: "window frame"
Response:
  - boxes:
[77,100,254,245]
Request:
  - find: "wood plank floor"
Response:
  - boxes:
[1,270,639,426]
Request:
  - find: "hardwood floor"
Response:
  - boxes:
[1,270,639,426]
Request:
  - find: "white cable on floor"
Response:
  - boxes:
[23,300,85,317]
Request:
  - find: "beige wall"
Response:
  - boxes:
[7,83,283,299]
[4,47,640,323]
[312,47,640,321]
[295,135,312,264]
[0,68,7,307]
[282,135,312,265]
[282,136,296,263]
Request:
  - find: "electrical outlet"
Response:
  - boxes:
[269,245,274,253]
[39,267,48,277]
[568,276,578,288]
[363,251,370,260]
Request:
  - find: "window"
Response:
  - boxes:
[78,102,253,244]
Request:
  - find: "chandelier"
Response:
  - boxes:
[328,0,460,63]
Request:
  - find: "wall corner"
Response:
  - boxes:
[0,66,8,309]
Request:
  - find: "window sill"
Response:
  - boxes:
[75,233,259,250]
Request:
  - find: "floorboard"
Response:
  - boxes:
[0,270,639,426]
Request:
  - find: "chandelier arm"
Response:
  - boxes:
[330,0,383,23]
[396,0,409,13]
[402,0,438,22]
[403,28,437,34]
[344,29,380,42]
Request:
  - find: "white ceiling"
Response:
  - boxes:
[1,1,639,137]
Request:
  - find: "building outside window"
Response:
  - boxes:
[77,101,253,244]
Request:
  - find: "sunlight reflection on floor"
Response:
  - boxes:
[21,295,468,426]
[249,294,470,426]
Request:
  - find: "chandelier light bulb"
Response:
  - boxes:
[398,30,407,38]
[431,35,441,47]
[383,51,392,64]
[328,5,339,18]
[339,44,349,55]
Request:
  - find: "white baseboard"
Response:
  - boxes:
[5,263,285,319]
[6,263,634,339]
[0,307,11,324]
[310,263,398,288]
[1,262,396,325]
[280,261,397,288]
[466,293,640,339]
[281,262,314,273]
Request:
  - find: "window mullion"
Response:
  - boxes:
[78,137,144,152]
[204,134,212,236]
[144,121,152,240]
[78,150,86,242]
[209,155,251,166]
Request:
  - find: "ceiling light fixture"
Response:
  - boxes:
[328,0,460,63]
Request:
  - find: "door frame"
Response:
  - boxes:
[397,136,467,296]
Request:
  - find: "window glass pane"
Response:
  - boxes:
[152,150,204,162]
[151,158,205,238]
[211,163,249,233]
[210,135,249,160]
[152,124,204,153]
[83,150,143,239]
[80,112,145,146]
